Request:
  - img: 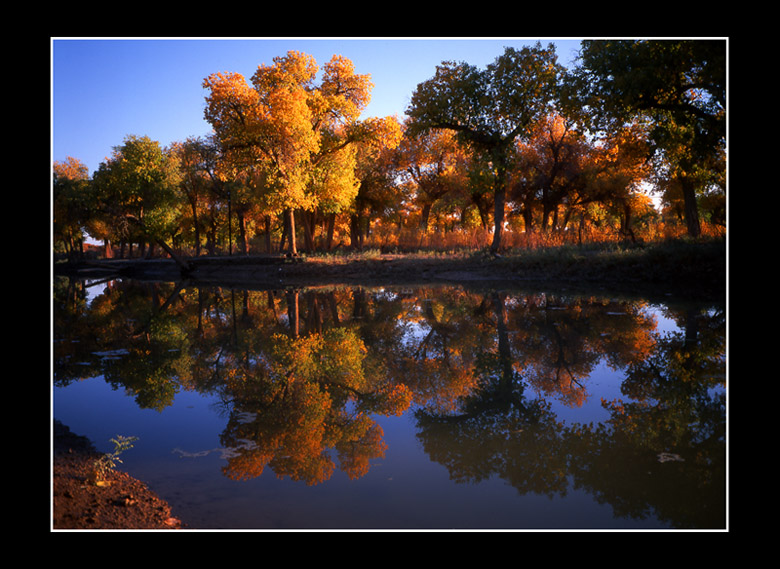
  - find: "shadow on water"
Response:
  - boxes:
[53,275,726,529]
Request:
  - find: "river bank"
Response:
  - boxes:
[55,238,727,300]
[52,421,184,530]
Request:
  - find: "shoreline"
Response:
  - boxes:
[54,239,727,301]
[52,421,185,530]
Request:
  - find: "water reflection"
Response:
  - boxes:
[53,278,726,529]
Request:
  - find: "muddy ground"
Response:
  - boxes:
[52,421,184,530]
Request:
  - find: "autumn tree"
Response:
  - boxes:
[171,136,220,256]
[396,125,467,232]
[585,122,654,241]
[204,51,392,255]
[565,39,726,237]
[204,61,316,256]
[342,117,401,247]
[511,113,591,233]
[53,157,91,261]
[91,135,183,263]
[406,43,563,252]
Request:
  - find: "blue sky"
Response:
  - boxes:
[52,37,584,175]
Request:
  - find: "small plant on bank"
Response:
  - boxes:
[91,435,139,486]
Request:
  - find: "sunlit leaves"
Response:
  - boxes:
[90,135,181,242]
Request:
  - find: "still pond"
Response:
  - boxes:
[53,277,726,530]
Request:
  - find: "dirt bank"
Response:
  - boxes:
[55,239,727,300]
[52,421,184,530]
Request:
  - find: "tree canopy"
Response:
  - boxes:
[564,39,726,237]
[406,43,563,252]
[54,42,727,262]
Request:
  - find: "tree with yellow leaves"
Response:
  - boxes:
[203,51,394,255]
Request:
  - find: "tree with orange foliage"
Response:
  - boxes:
[396,124,467,232]
[204,51,396,256]
[511,113,591,233]
[510,112,653,240]
[204,59,317,256]
[220,327,412,485]
[583,121,653,241]
[348,116,403,249]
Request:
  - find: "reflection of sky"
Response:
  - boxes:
[540,305,679,425]
[539,357,624,425]
[82,280,111,306]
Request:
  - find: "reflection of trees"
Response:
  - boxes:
[220,327,411,485]
[564,305,726,528]
[53,279,191,410]
[505,294,657,408]
[414,291,569,496]
[54,279,725,525]
[409,292,725,528]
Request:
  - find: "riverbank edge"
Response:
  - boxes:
[52,421,185,530]
[55,238,727,301]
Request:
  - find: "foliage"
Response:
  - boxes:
[53,157,92,259]
[90,135,182,246]
[54,44,726,260]
[565,39,726,237]
[406,43,563,252]
[92,435,139,485]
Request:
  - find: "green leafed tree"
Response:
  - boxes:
[564,39,726,237]
[53,156,91,261]
[406,43,563,252]
[91,135,183,263]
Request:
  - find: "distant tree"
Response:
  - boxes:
[396,126,466,232]
[511,112,591,233]
[406,43,563,252]
[348,116,403,250]
[172,135,223,256]
[53,157,91,260]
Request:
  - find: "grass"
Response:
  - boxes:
[299,235,726,290]
[493,236,727,288]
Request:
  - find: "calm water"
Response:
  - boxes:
[53,277,726,530]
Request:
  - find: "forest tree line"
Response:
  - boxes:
[53,40,726,262]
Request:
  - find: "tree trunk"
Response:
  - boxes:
[490,185,505,253]
[264,215,273,253]
[287,208,298,256]
[490,148,508,254]
[350,214,363,250]
[325,213,336,251]
[189,199,201,256]
[237,212,248,254]
[420,203,432,232]
[155,238,190,272]
[680,176,701,238]
[302,210,315,252]
[522,203,533,233]
[621,202,636,243]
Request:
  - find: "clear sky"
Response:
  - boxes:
[51,37,584,176]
